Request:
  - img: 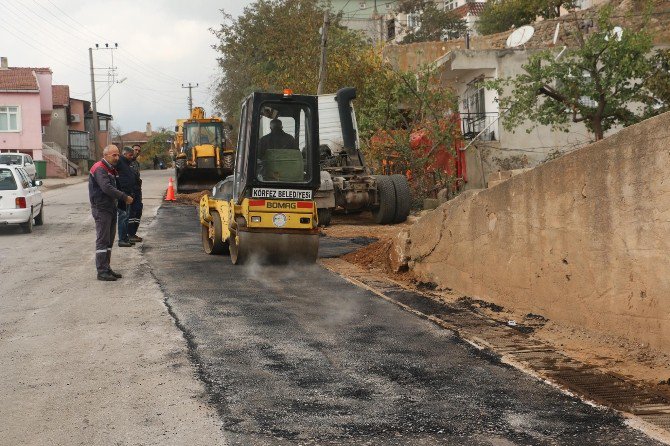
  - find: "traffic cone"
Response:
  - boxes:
[165,178,176,201]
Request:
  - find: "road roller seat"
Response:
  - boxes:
[261,149,304,182]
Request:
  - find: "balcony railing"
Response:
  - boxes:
[461,112,499,141]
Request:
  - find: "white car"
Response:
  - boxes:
[0,153,37,181]
[0,164,44,233]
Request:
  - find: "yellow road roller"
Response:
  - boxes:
[199,90,321,264]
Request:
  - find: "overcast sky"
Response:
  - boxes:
[0,0,251,135]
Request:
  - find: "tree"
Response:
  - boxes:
[642,49,670,117]
[211,0,379,125]
[486,8,667,141]
[397,0,467,43]
[139,129,174,169]
[477,0,577,36]
[362,65,461,201]
[211,0,462,202]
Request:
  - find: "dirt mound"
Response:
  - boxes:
[174,190,209,205]
[343,239,393,272]
[342,237,417,284]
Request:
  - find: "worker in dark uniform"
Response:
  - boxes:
[116,146,136,247]
[258,118,297,159]
[89,145,133,281]
[127,144,143,243]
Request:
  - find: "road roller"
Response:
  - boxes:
[199,89,321,264]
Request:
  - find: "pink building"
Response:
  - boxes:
[0,57,53,161]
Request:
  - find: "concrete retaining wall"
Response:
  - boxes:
[405,112,670,352]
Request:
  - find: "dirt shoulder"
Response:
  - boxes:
[334,213,670,391]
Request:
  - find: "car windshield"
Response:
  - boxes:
[0,154,23,165]
[0,168,17,190]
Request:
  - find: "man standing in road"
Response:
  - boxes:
[89,145,133,281]
[116,146,136,247]
[127,144,143,243]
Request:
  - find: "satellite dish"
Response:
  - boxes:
[605,26,623,42]
[506,25,535,48]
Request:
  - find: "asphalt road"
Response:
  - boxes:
[146,204,661,446]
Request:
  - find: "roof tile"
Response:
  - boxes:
[113,131,149,144]
[0,68,39,91]
[52,85,70,107]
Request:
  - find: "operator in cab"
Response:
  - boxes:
[258,118,297,159]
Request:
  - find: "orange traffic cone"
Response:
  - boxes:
[165,178,176,201]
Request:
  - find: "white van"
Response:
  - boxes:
[0,164,44,233]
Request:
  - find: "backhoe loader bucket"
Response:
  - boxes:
[175,168,227,194]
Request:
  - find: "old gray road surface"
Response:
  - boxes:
[0,171,224,446]
[146,205,661,446]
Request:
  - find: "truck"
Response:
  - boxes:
[315,88,411,226]
[173,107,234,193]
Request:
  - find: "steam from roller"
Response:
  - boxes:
[237,232,319,265]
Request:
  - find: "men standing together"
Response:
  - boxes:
[89,143,147,280]
[88,145,133,281]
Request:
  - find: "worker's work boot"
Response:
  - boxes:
[129,235,143,243]
[118,240,133,247]
[97,271,117,281]
[108,269,123,279]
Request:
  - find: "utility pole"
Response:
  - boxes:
[372,0,384,44]
[90,43,118,159]
[317,10,330,95]
[89,47,100,160]
[182,83,199,114]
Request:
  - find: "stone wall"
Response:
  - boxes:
[404,112,670,352]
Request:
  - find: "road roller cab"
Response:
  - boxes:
[199,90,321,264]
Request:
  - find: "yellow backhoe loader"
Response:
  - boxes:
[173,107,234,193]
[199,90,320,264]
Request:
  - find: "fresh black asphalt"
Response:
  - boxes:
[145,205,661,446]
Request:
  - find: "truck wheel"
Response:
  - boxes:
[317,208,332,227]
[202,211,228,255]
[391,174,411,223]
[372,175,397,225]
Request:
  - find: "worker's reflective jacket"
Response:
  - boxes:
[88,159,127,213]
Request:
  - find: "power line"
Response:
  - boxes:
[7,0,189,89]
[0,0,198,109]
[36,0,184,85]
[0,1,87,65]
[46,0,108,41]
[0,15,82,70]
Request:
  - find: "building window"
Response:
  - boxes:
[0,106,20,132]
[464,78,486,116]
[387,18,396,40]
[444,0,457,10]
[407,12,420,29]
[99,118,108,132]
